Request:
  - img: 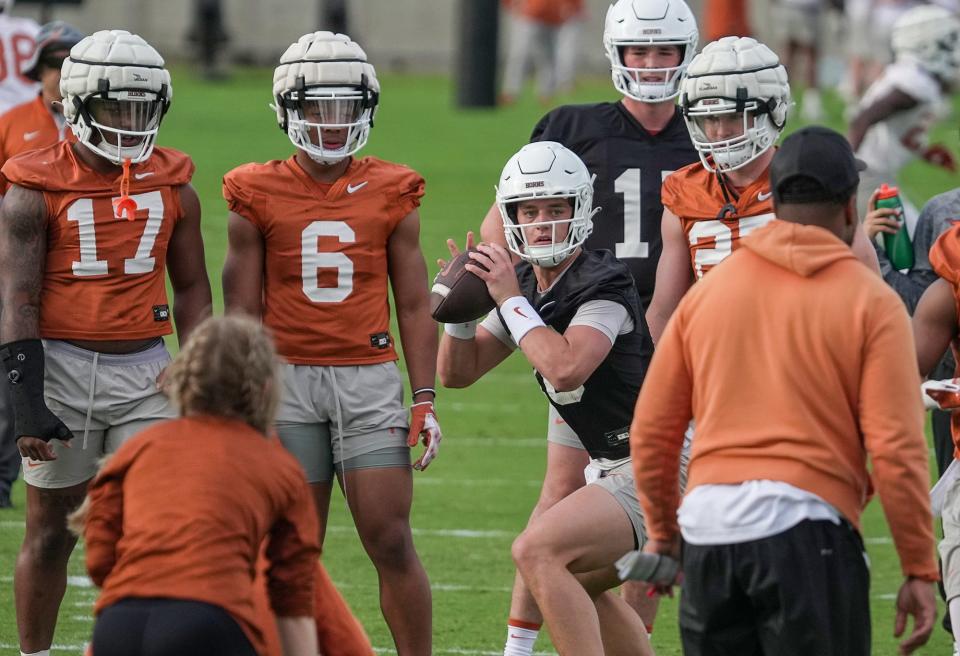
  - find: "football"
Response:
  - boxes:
[430,249,496,323]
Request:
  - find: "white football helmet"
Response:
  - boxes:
[496,142,598,268]
[274,31,379,165]
[60,30,171,165]
[680,36,790,172]
[892,5,960,83]
[603,0,699,102]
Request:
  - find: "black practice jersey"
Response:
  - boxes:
[530,103,698,309]
[497,250,654,460]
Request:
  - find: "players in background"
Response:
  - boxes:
[0,30,212,656]
[499,0,584,105]
[0,21,82,174]
[0,0,37,116]
[440,141,661,656]
[0,22,83,509]
[222,31,438,656]
[772,0,824,120]
[73,316,322,656]
[646,36,879,344]
[480,0,700,647]
[848,5,960,236]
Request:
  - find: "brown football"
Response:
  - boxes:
[430,249,496,323]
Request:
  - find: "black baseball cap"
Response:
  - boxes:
[769,126,866,204]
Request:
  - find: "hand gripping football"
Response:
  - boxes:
[430,249,496,323]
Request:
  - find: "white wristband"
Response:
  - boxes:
[444,320,478,340]
[500,296,546,344]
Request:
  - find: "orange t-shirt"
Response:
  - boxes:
[929,224,960,458]
[223,156,425,365]
[1,141,195,340]
[84,416,321,656]
[661,160,776,279]
[0,95,73,180]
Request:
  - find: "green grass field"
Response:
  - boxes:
[0,67,956,655]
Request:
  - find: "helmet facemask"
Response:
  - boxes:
[606,42,689,102]
[279,76,377,165]
[74,89,167,165]
[498,185,596,268]
[684,95,784,173]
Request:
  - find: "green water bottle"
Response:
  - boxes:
[876,184,914,270]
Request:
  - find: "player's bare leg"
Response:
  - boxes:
[573,566,655,655]
[512,484,653,656]
[15,481,88,652]
[309,481,334,545]
[342,466,431,656]
[508,441,588,626]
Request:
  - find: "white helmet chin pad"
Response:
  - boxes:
[496,141,598,268]
[60,30,171,165]
[274,32,380,164]
[679,36,790,173]
[603,0,699,102]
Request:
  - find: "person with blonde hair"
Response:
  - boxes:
[73,316,362,656]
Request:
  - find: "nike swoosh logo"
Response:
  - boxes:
[134,171,155,180]
[346,181,368,194]
[513,307,529,318]
[22,130,40,141]
[757,191,772,201]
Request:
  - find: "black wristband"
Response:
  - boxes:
[1,339,72,442]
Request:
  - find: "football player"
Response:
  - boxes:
[848,5,960,240]
[0,20,82,510]
[646,36,880,343]
[0,21,83,177]
[0,0,37,115]
[440,141,664,656]
[480,0,700,645]
[0,30,212,656]
[912,225,960,653]
[222,31,438,656]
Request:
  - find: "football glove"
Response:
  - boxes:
[616,550,680,585]
[407,401,441,471]
[1,339,72,443]
[923,144,957,172]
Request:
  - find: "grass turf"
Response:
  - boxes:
[0,67,955,654]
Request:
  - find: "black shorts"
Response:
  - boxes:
[679,519,870,656]
[92,598,258,656]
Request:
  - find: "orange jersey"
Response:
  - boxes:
[929,223,960,458]
[84,416,320,656]
[1,141,195,340]
[662,161,775,279]
[0,95,72,178]
[223,156,425,365]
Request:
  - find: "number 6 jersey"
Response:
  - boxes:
[1,141,195,340]
[223,155,425,365]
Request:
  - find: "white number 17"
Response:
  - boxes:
[614,168,672,259]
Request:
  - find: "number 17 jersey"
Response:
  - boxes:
[530,103,698,308]
[223,156,425,365]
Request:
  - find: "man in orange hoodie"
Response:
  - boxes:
[630,126,938,656]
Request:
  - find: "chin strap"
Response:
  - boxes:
[115,158,138,221]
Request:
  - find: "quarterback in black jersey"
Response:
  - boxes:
[477,0,700,649]
[438,142,661,656]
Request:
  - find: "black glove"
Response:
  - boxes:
[1,339,72,442]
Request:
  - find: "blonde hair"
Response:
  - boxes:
[162,316,280,434]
